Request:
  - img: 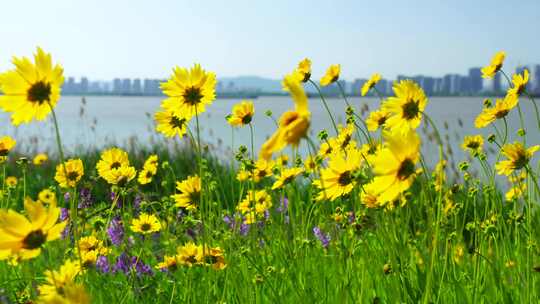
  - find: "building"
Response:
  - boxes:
[132,78,142,95]
[468,67,482,94]
[534,65,540,94]
[121,78,131,95]
[113,78,122,94]
[350,78,366,96]
[493,73,502,94]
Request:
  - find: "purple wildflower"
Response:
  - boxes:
[113,252,131,274]
[277,197,289,213]
[60,208,70,239]
[78,188,94,209]
[131,257,154,276]
[239,223,250,236]
[133,194,142,214]
[107,216,124,246]
[63,192,71,203]
[313,226,331,249]
[96,256,110,273]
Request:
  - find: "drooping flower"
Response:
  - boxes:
[481,51,505,79]
[54,159,84,188]
[0,47,64,125]
[160,63,217,118]
[383,80,428,134]
[474,94,519,128]
[294,58,312,83]
[172,175,201,210]
[260,74,310,159]
[367,129,421,204]
[0,200,66,260]
[227,100,255,127]
[361,73,382,96]
[130,213,161,234]
[495,142,539,176]
[320,64,340,87]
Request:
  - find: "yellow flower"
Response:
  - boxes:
[272,167,303,190]
[156,255,179,271]
[495,142,539,176]
[295,58,312,83]
[204,246,227,270]
[481,51,505,79]
[138,168,154,185]
[38,259,89,304]
[33,153,48,165]
[320,64,340,87]
[5,176,17,187]
[236,189,272,219]
[0,136,16,162]
[383,80,428,134]
[336,124,356,151]
[161,63,217,118]
[366,108,390,132]
[172,175,201,210]
[474,94,518,128]
[313,148,363,201]
[177,242,203,267]
[360,183,382,208]
[260,74,310,159]
[102,165,136,186]
[508,69,529,97]
[131,213,161,234]
[304,155,318,173]
[252,159,274,182]
[227,100,255,127]
[462,135,484,155]
[77,235,110,257]
[54,159,84,188]
[433,159,447,192]
[361,73,382,96]
[0,200,66,260]
[0,47,64,125]
[236,169,250,182]
[96,148,130,179]
[367,130,421,204]
[143,154,159,173]
[38,189,57,206]
[318,140,336,158]
[154,108,188,138]
[505,172,527,201]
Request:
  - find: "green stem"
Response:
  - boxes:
[308,79,339,135]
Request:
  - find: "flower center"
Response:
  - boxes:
[282,112,300,127]
[402,100,420,120]
[27,81,52,104]
[467,141,480,149]
[378,116,387,126]
[111,162,121,170]
[513,152,529,170]
[302,72,311,83]
[495,109,509,119]
[397,158,416,180]
[183,87,203,105]
[67,171,79,181]
[338,171,352,186]
[241,114,252,125]
[170,116,186,128]
[22,229,46,249]
[0,149,8,156]
[189,191,201,204]
[141,223,151,231]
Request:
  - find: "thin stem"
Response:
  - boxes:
[308,79,339,135]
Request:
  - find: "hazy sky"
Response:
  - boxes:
[1,0,539,81]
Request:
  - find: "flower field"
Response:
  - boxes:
[0,48,539,303]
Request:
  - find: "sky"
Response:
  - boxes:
[0,0,539,81]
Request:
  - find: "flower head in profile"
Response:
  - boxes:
[131,213,161,234]
[360,183,383,208]
[54,159,84,188]
[155,108,188,138]
[508,69,529,97]
[271,167,303,190]
[295,58,312,82]
[366,108,390,132]
[172,175,201,210]
[0,136,16,162]
[383,80,428,134]
[367,129,421,204]
[474,94,518,128]
[161,63,217,118]
[227,100,254,127]
[156,255,180,271]
[495,142,539,176]
[38,259,89,304]
[313,148,363,201]
[0,200,66,260]
[260,74,310,159]
[361,73,382,96]
[481,51,505,79]
[320,64,340,87]
[462,135,484,155]
[0,47,64,125]
[33,153,48,165]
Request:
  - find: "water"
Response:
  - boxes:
[1,96,539,169]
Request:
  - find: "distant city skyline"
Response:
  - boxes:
[61,63,540,97]
[0,0,539,81]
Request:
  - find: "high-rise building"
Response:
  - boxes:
[468,67,482,93]
[350,78,366,96]
[422,77,435,96]
[121,78,131,95]
[441,74,452,95]
[113,78,122,94]
[80,77,89,94]
[534,65,540,94]
[132,79,142,94]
